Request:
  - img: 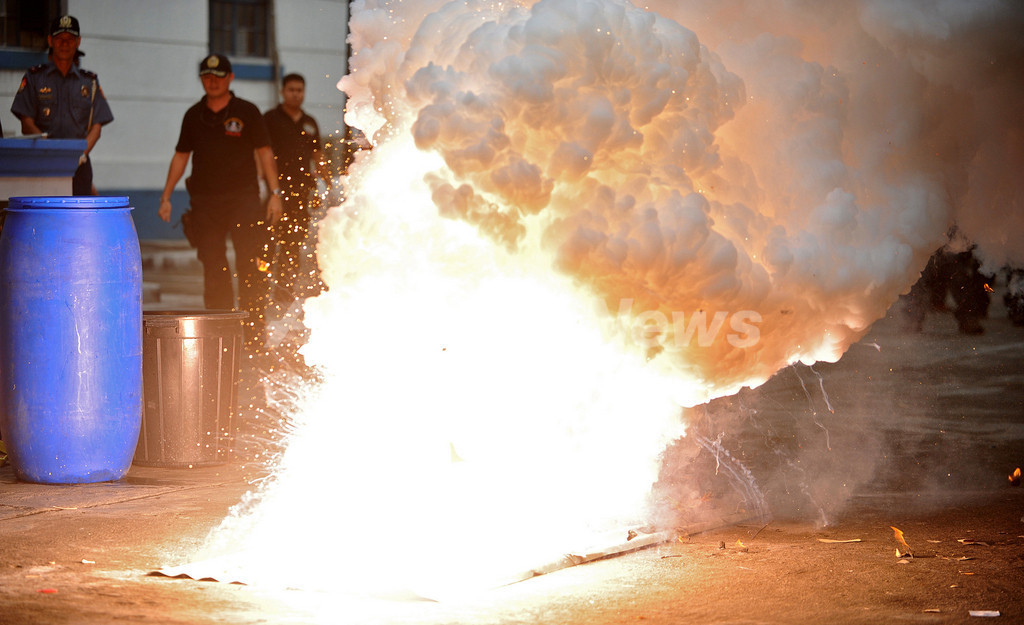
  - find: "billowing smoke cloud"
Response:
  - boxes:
[190,0,1023,592]
[336,0,1024,405]
[659,0,1024,266]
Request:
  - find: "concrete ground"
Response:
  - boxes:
[0,240,1022,624]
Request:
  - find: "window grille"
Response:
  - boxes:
[0,0,61,50]
[209,0,269,58]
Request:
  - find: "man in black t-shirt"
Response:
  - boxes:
[158,54,284,358]
[263,73,330,305]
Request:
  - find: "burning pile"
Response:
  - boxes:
[196,0,1024,596]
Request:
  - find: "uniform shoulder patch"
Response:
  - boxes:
[27,64,47,74]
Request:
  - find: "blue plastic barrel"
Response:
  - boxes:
[0,196,142,483]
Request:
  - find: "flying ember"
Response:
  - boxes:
[194,0,1024,597]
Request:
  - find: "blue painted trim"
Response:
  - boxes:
[0,49,49,70]
[232,62,274,81]
[105,189,189,240]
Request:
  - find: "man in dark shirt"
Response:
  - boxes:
[10,15,114,195]
[158,54,284,359]
[263,73,330,306]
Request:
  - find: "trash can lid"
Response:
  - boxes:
[8,196,131,210]
[143,310,248,339]
[143,309,249,320]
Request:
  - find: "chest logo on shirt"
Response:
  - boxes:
[224,117,244,137]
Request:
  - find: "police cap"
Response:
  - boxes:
[50,15,80,38]
[199,54,233,78]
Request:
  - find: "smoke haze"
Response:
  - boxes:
[335,0,1024,405]
[192,1,1024,592]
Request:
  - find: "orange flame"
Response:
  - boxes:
[890,525,913,556]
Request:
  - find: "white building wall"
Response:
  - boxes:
[65,0,212,192]
[1,0,349,237]
[276,0,351,137]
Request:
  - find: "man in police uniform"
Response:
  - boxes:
[10,15,114,196]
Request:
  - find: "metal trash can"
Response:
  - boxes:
[134,310,247,467]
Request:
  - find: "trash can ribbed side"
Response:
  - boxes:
[134,311,246,467]
[0,196,142,484]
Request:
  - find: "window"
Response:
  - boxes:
[0,0,61,49]
[209,0,269,59]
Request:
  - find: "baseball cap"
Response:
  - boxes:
[199,54,233,77]
[50,15,80,38]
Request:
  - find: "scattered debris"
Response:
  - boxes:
[957,539,991,546]
[1010,468,1021,486]
[969,610,1001,617]
[80,559,95,565]
[749,523,770,540]
[817,538,862,543]
[890,526,913,557]
[924,608,941,613]
[718,541,727,550]
[735,539,748,552]
[36,589,58,594]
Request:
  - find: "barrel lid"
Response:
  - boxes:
[7,196,130,209]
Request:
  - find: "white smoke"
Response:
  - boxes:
[333,0,1023,403]
[661,0,1024,268]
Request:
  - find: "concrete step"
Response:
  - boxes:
[140,238,239,272]
[142,281,160,304]
[140,238,203,272]
[140,238,207,308]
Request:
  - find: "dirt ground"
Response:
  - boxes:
[0,477,1021,625]
[1,295,1023,624]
